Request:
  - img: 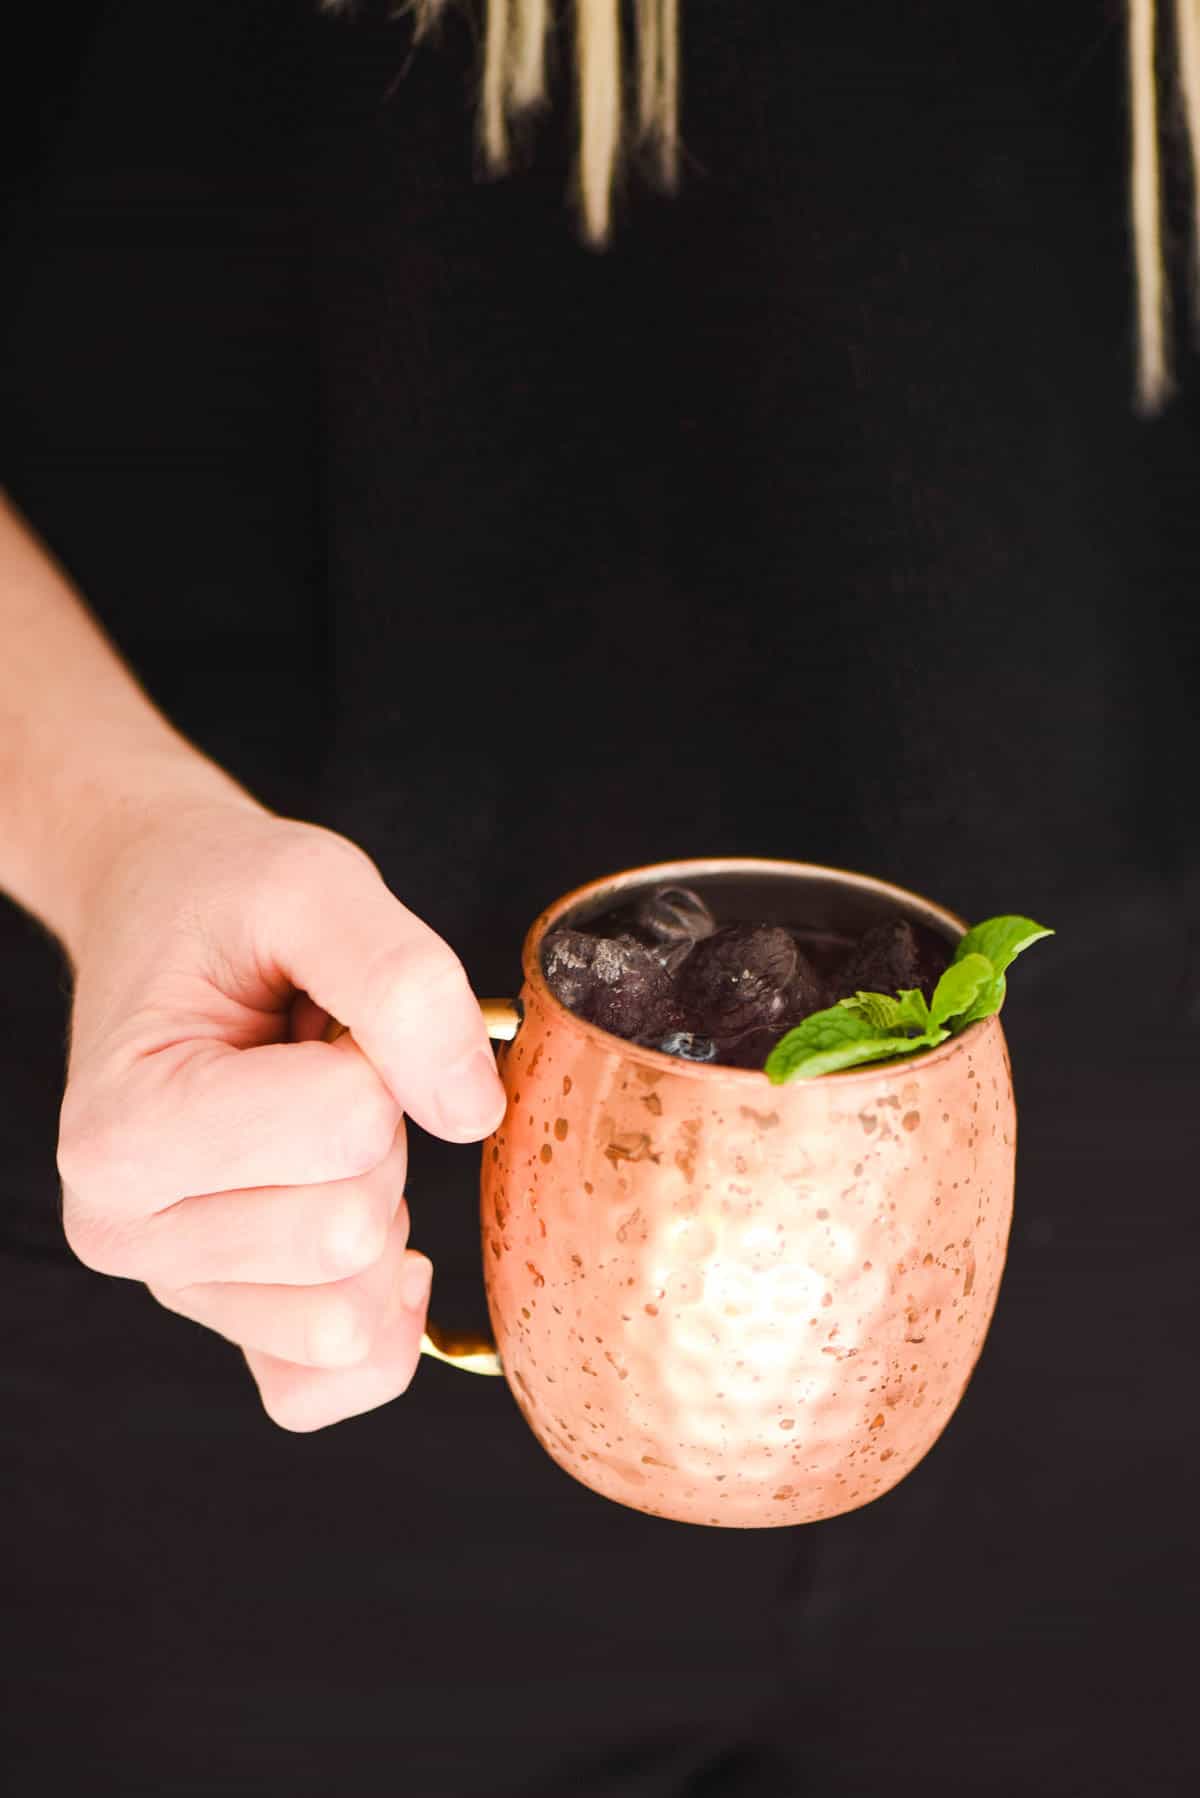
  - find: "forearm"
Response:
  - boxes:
[0,491,261,964]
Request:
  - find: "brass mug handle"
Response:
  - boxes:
[320,999,522,1379]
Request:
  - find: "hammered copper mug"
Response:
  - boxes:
[330,858,1017,1529]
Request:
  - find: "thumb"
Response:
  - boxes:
[261,835,507,1144]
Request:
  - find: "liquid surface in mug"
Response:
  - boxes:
[540,878,952,1070]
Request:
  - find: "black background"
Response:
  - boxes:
[3,4,1199,1794]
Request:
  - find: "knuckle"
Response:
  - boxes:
[271,823,375,899]
[337,1085,400,1177]
[146,1281,186,1319]
[57,1089,145,1203]
[386,1350,421,1403]
[305,1291,371,1369]
[256,1377,320,1434]
[56,1091,111,1191]
[265,1405,312,1434]
[60,1203,126,1277]
[392,1192,411,1248]
[304,824,376,873]
[320,1189,390,1280]
[370,940,472,1036]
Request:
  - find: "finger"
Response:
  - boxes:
[288,990,329,1043]
[149,1212,418,1370]
[255,838,506,1145]
[111,1127,409,1288]
[59,1030,403,1220]
[243,1252,433,1431]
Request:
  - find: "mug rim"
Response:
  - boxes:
[519,855,995,1087]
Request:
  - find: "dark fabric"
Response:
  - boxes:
[3,3,1199,1793]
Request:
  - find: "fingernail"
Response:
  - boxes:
[400,1254,433,1313]
[437,1047,507,1140]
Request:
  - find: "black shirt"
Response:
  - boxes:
[3,4,1199,1793]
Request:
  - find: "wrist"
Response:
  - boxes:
[48,733,266,971]
[0,497,269,963]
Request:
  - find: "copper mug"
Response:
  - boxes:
[332,858,1016,1528]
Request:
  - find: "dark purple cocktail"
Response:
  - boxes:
[541,881,951,1070]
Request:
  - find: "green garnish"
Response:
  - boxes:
[764,914,1053,1084]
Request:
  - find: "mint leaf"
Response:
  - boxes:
[771,1004,877,1061]
[929,952,994,1028]
[762,910,1054,1078]
[839,987,938,1035]
[947,915,1052,1029]
[766,1005,947,1084]
[950,968,1006,1029]
[895,988,934,1032]
[951,915,1053,977]
[837,990,907,1033]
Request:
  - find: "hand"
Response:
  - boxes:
[56,794,506,1431]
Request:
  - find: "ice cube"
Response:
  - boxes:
[541,929,602,1012]
[647,939,694,978]
[711,1026,784,1070]
[541,929,673,1040]
[676,924,813,1037]
[831,919,951,1005]
[635,884,717,946]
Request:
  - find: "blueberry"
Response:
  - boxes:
[654,1031,718,1062]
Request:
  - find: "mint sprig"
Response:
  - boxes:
[763,1003,949,1082]
[764,914,1052,1084]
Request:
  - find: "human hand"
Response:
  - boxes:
[56,795,506,1430]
